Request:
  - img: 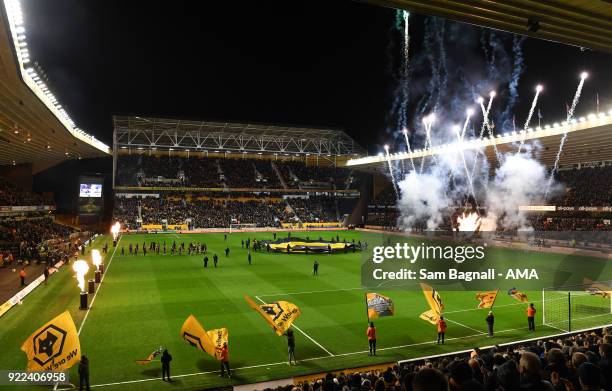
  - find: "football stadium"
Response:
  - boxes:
[0,1,611,391]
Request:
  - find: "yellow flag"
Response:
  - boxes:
[419,309,440,325]
[507,287,528,303]
[179,315,228,360]
[245,295,301,336]
[207,327,229,360]
[20,311,81,372]
[476,290,499,309]
[420,283,444,326]
[420,283,444,312]
[366,293,394,319]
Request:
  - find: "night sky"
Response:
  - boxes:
[22,0,612,155]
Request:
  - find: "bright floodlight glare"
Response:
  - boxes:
[384,144,389,151]
[477,96,484,104]
[466,108,474,116]
[580,71,588,79]
[402,128,408,134]
[489,91,496,98]
[536,84,543,92]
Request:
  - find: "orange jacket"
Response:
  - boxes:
[367,326,376,340]
[19,269,26,278]
[527,306,536,317]
[437,319,447,333]
[220,345,229,362]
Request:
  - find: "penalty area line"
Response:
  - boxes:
[254,295,334,357]
[78,235,122,336]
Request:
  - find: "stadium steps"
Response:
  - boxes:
[271,161,288,189]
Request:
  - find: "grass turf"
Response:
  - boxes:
[0,230,610,390]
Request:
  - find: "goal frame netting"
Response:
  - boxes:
[542,281,612,333]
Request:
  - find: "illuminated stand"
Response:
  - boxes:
[73,260,89,310]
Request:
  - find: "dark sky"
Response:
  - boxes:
[23,0,612,155]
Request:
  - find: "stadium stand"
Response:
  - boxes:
[115,155,360,190]
[113,194,343,229]
[0,178,52,206]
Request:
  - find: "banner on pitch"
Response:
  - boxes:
[179,315,228,360]
[20,311,81,372]
[366,293,394,319]
[476,290,499,309]
[419,283,444,325]
[507,287,528,303]
[244,295,301,336]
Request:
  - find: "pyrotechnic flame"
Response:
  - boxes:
[91,249,102,270]
[73,260,89,292]
[457,212,482,232]
[110,222,121,240]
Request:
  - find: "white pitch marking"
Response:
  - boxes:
[78,235,121,336]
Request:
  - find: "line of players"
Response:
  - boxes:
[118,235,252,267]
[120,240,212,257]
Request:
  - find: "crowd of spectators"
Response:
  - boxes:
[552,166,612,207]
[0,178,52,206]
[113,194,341,228]
[115,155,356,189]
[269,327,611,391]
[0,217,75,265]
[288,197,338,222]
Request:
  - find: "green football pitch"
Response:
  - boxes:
[1,230,611,390]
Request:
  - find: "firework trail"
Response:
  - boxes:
[398,10,410,130]
[454,116,478,207]
[476,92,502,165]
[402,128,417,172]
[516,85,543,154]
[544,72,588,199]
[419,115,436,174]
[498,35,525,130]
[469,94,495,179]
[384,145,400,198]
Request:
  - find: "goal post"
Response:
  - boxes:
[542,281,612,333]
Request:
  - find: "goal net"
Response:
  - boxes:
[542,281,612,332]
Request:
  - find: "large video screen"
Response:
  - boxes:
[79,183,103,198]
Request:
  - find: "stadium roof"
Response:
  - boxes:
[113,116,366,157]
[0,0,110,171]
[362,0,612,53]
[348,111,612,172]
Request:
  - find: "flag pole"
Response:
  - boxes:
[365,293,369,324]
[491,289,500,310]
